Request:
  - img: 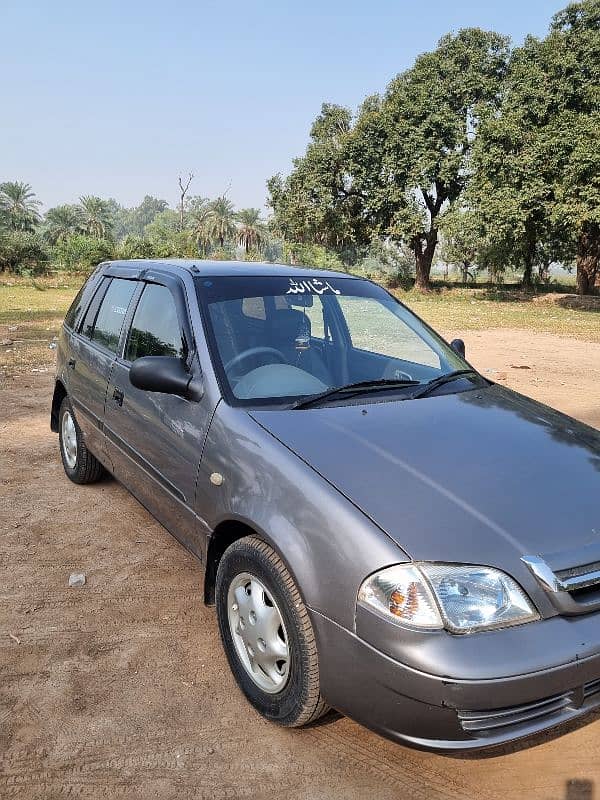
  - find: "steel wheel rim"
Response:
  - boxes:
[227,572,290,694]
[61,410,77,469]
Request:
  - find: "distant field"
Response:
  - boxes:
[1,274,599,377]
[398,287,600,342]
[0,276,83,374]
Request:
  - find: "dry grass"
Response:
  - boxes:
[0,275,84,378]
[397,286,600,342]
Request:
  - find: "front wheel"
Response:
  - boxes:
[58,397,104,484]
[216,536,328,727]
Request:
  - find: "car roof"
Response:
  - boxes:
[101,258,357,281]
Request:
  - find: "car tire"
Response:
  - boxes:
[216,535,329,727]
[58,396,104,484]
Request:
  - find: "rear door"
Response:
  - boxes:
[67,276,138,462]
[103,275,212,556]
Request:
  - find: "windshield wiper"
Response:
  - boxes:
[292,378,419,410]
[409,369,480,400]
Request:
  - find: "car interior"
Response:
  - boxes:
[207,292,444,400]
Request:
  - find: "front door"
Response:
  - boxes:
[103,278,214,557]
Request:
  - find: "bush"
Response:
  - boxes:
[283,242,346,271]
[354,239,414,289]
[241,248,264,262]
[0,230,51,275]
[116,235,158,260]
[53,234,114,272]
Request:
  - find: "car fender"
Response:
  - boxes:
[196,401,408,630]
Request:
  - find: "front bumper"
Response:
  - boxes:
[311,610,600,751]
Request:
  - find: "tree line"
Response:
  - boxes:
[268,0,600,294]
[0,181,271,274]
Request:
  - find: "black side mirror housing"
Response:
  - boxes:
[129,356,203,401]
[450,338,466,358]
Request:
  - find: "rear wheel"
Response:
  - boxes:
[216,535,328,727]
[58,397,104,484]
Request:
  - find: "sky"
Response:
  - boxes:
[2,0,565,213]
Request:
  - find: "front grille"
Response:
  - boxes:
[522,554,600,613]
[458,677,600,736]
[556,561,600,582]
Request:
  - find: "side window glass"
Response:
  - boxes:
[125,283,184,362]
[64,285,86,329]
[90,279,137,352]
[336,296,440,368]
[80,277,110,339]
[299,298,325,340]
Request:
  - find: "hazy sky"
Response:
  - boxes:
[2,0,564,212]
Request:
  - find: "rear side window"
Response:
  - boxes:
[64,285,86,329]
[125,283,184,361]
[87,278,137,353]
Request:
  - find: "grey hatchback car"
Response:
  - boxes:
[52,259,600,751]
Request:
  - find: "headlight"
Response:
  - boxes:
[358,563,539,634]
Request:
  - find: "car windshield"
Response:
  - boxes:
[196,274,473,407]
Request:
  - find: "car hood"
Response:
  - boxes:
[250,386,600,570]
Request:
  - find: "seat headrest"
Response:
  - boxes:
[273,309,311,339]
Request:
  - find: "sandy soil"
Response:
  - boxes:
[1,328,600,800]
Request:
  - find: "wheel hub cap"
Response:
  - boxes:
[227,572,290,693]
[61,410,77,469]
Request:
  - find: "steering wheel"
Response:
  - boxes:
[224,346,287,379]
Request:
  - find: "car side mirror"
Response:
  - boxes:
[129,356,204,401]
[450,338,466,358]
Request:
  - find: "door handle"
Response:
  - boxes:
[112,387,124,407]
[68,358,76,369]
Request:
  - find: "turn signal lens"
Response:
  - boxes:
[357,565,443,630]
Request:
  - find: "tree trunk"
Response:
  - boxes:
[522,247,534,288]
[576,222,600,295]
[178,174,193,233]
[461,261,471,285]
[521,222,536,289]
[522,258,533,288]
[413,228,438,291]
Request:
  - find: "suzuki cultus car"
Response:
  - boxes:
[52,260,600,750]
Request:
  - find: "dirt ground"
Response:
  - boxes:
[1,327,600,800]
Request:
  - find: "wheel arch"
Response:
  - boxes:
[50,379,68,432]
[203,517,301,607]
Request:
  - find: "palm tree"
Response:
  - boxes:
[45,204,84,243]
[79,195,112,238]
[236,208,267,254]
[0,181,41,231]
[204,196,237,249]
[188,197,213,255]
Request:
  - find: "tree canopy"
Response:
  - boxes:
[268,1,600,294]
[469,0,600,291]
[0,182,41,232]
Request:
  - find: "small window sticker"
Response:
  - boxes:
[111,305,127,315]
[286,278,341,295]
